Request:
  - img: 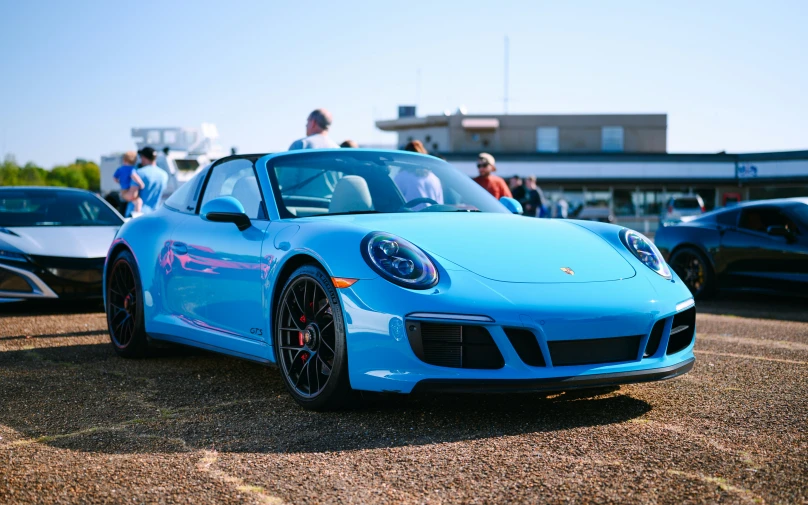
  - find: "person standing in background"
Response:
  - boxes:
[523,176,549,217]
[289,109,339,150]
[509,175,525,202]
[113,150,145,214]
[473,153,511,199]
[127,147,168,217]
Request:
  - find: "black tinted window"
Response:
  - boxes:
[739,206,794,233]
[715,209,739,227]
[674,198,702,209]
[0,190,122,227]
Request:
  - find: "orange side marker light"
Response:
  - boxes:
[332,277,358,288]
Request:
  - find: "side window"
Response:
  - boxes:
[716,209,739,227]
[738,206,791,234]
[200,159,266,219]
[164,167,208,214]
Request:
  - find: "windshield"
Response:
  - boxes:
[268,151,509,218]
[674,197,702,209]
[0,190,123,227]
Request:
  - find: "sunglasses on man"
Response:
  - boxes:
[476,162,489,168]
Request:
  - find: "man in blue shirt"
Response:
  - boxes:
[126,147,168,217]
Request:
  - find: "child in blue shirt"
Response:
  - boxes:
[113,151,144,213]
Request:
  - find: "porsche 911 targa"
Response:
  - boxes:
[105,150,696,410]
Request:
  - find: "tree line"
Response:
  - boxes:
[0,155,101,192]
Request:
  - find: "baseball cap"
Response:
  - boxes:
[478,152,496,167]
[137,147,157,160]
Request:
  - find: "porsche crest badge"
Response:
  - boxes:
[560,267,574,276]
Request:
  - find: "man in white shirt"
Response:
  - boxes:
[289,109,339,150]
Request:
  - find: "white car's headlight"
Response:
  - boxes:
[619,229,671,279]
[0,249,29,263]
[361,232,438,289]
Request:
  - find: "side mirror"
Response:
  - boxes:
[500,196,523,215]
[767,225,795,241]
[201,196,251,231]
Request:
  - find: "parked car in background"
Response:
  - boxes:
[655,198,808,298]
[572,204,615,223]
[0,187,123,301]
[659,195,705,227]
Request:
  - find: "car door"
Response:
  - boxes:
[719,204,806,293]
[163,157,271,355]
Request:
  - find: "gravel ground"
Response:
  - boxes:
[0,296,805,504]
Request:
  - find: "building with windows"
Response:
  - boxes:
[376,112,666,154]
[376,110,808,233]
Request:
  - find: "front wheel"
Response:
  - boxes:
[106,250,151,357]
[274,265,353,410]
[669,247,715,299]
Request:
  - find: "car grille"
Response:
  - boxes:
[667,306,696,354]
[406,321,504,369]
[644,319,667,357]
[548,335,642,366]
[30,255,106,271]
[504,328,546,366]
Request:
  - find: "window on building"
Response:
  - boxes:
[536,127,559,153]
[602,126,624,152]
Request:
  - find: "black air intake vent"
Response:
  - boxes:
[667,306,696,355]
[406,321,504,369]
[644,319,667,357]
[504,328,545,366]
[548,335,641,366]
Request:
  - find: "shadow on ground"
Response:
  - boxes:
[698,291,808,323]
[0,341,649,455]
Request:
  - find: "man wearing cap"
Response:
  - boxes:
[127,147,169,217]
[289,108,339,150]
[473,153,512,199]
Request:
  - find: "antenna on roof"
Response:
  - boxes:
[504,35,509,114]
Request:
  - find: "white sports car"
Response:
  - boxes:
[0,187,123,301]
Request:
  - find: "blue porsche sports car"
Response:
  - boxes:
[104,149,696,410]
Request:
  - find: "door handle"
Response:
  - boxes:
[171,242,188,254]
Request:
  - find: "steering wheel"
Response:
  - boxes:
[401,197,439,209]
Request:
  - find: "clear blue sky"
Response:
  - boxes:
[1,0,806,167]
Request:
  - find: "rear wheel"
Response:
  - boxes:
[106,250,150,357]
[670,247,715,299]
[274,265,353,410]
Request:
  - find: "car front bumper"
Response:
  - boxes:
[336,269,696,394]
[0,257,104,300]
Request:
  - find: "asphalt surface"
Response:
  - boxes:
[0,295,806,504]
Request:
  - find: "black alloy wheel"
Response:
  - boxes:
[669,247,715,299]
[106,250,150,357]
[275,265,352,410]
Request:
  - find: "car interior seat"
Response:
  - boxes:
[328,176,373,214]
[230,176,264,219]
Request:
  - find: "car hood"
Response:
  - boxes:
[316,213,636,283]
[0,226,119,258]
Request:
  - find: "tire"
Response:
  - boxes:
[669,246,715,299]
[106,249,151,358]
[274,265,353,410]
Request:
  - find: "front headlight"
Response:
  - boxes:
[361,232,438,289]
[619,229,671,279]
[0,249,29,263]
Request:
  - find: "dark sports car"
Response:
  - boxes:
[655,198,808,298]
